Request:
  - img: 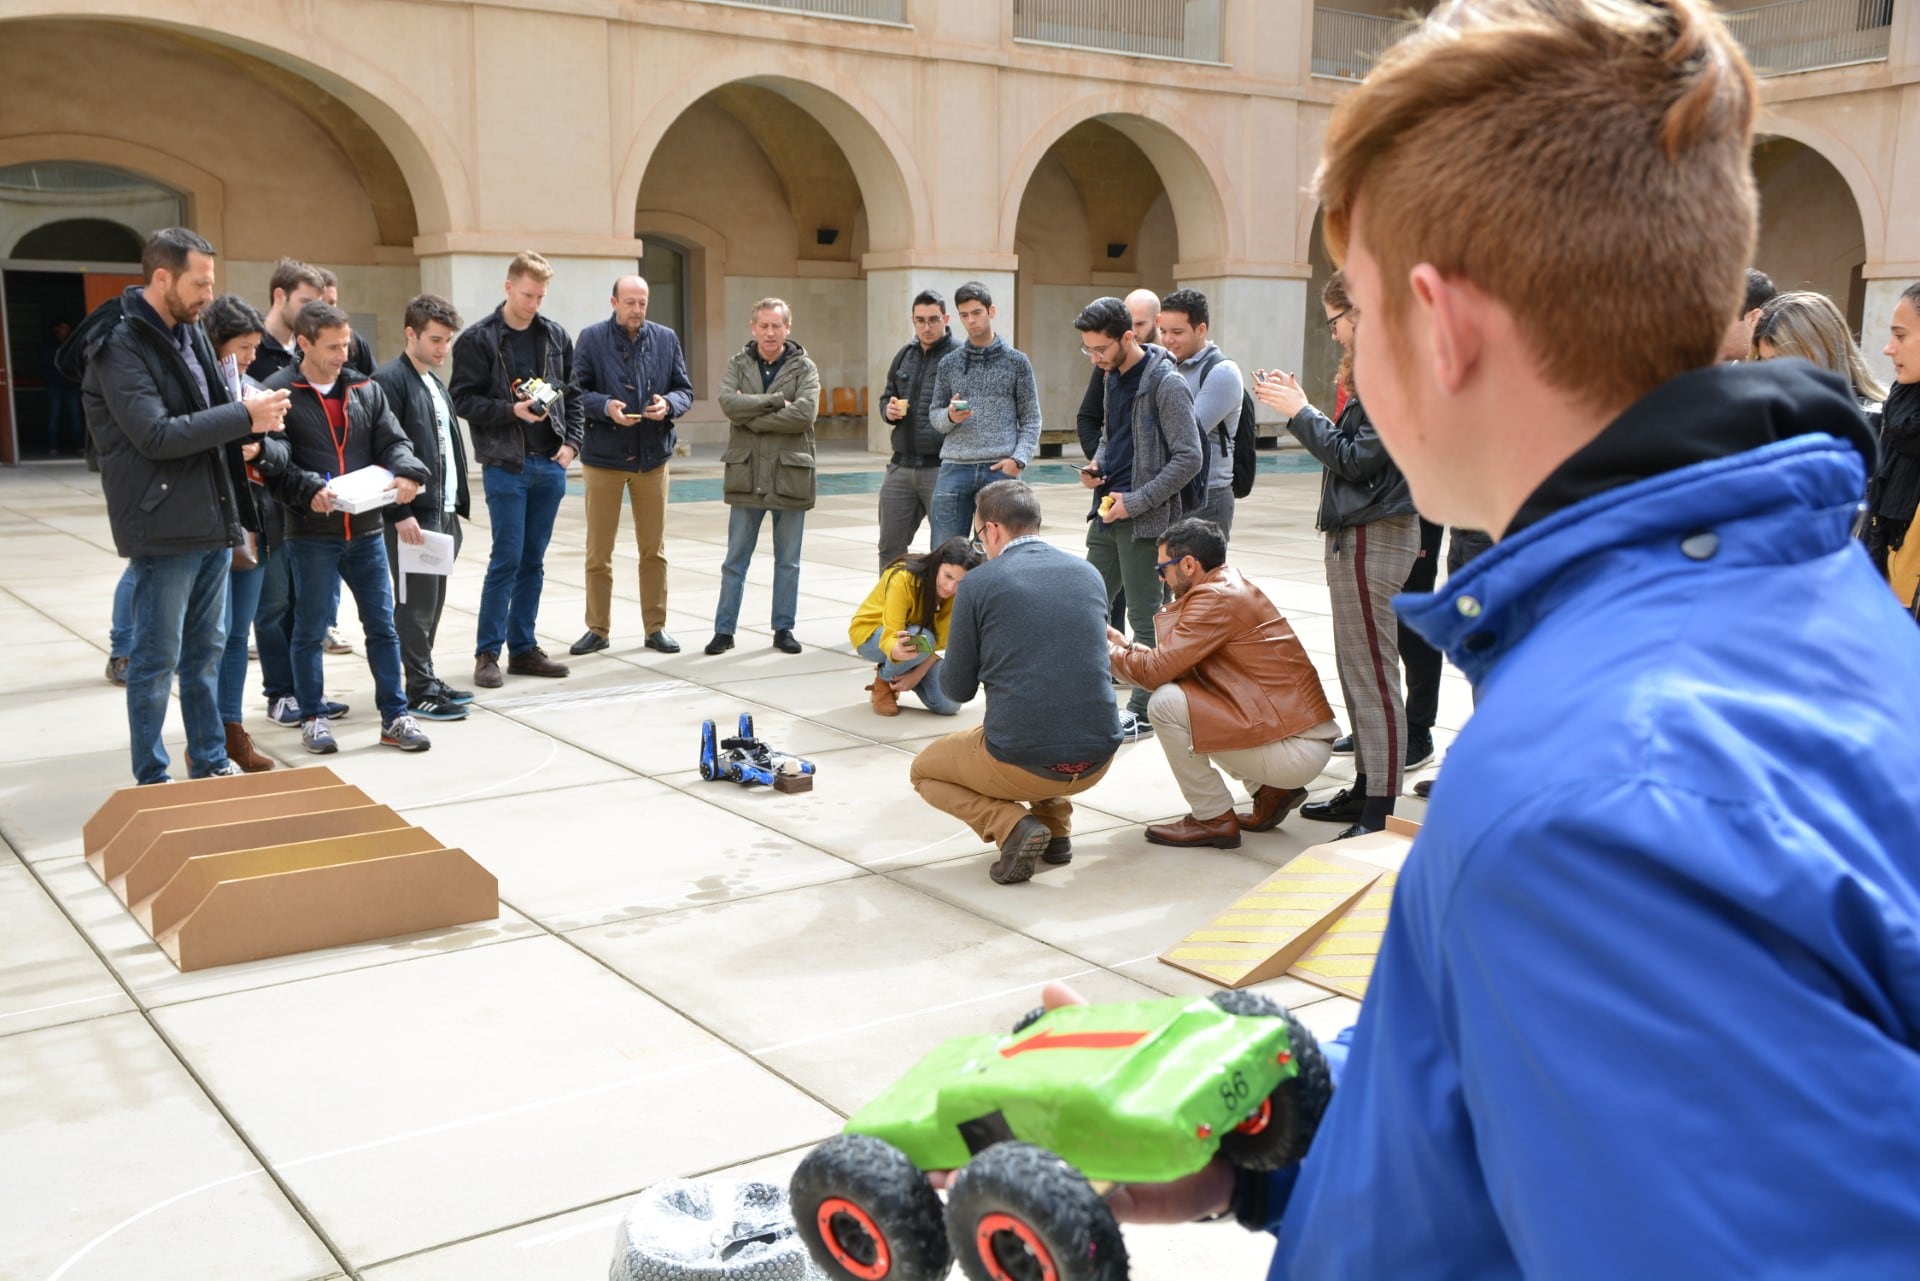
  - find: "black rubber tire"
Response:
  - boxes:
[790,1135,953,1281]
[946,1141,1127,1281]
[1009,1006,1046,1036]
[1208,989,1334,1171]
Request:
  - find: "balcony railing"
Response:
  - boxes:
[1310,8,1414,81]
[1723,0,1892,76]
[1312,0,1893,84]
[693,0,909,24]
[1014,0,1225,64]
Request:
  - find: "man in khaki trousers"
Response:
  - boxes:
[1109,516,1340,848]
[570,276,695,656]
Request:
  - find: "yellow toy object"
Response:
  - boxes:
[1099,494,1117,518]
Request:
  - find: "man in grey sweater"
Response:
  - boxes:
[927,281,1041,547]
[909,480,1122,885]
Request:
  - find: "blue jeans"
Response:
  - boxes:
[715,505,804,635]
[478,456,567,657]
[288,536,407,724]
[125,548,231,784]
[253,542,295,704]
[931,462,1003,548]
[109,564,136,658]
[218,559,266,724]
[857,625,960,715]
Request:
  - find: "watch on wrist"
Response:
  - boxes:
[1014,458,1026,470]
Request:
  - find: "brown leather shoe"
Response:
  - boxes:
[474,651,503,689]
[1145,811,1243,849]
[223,722,276,772]
[867,675,899,717]
[1237,785,1310,832]
[507,646,570,678]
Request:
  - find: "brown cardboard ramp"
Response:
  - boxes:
[83,767,343,863]
[136,826,445,936]
[94,784,371,881]
[115,804,410,907]
[154,847,500,971]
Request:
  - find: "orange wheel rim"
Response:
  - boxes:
[1236,1097,1273,1136]
[975,1211,1058,1281]
[816,1197,891,1280]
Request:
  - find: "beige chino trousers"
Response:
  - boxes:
[1147,683,1338,820]
[582,463,669,637]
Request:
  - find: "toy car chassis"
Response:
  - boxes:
[699,714,818,788]
[790,990,1332,1281]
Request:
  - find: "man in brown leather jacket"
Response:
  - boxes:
[1108,517,1340,848]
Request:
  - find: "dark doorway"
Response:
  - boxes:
[3,270,88,458]
[13,218,145,263]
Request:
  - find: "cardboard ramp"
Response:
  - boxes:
[1161,817,1415,999]
[82,767,498,972]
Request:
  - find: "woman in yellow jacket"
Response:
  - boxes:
[847,536,983,715]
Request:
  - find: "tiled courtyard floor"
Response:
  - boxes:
[0,443,1471,1280]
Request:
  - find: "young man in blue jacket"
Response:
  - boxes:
[1049,1,1920,1276]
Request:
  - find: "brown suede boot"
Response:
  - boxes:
[1145,811,1242,849]
[223,722,276,773]
[867,673,900,717]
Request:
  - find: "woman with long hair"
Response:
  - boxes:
[1749,290,1886,408]
[1253,271,1421,835]
[847,535,983,715]
[202,294,285,771]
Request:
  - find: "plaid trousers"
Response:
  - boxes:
[1325,513,1420,798]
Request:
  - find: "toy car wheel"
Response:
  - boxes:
[946,1141,1127,1281]
[1008,1006,1046,1036]
[1208,989,1334,1171]
[790,1134,952,1281]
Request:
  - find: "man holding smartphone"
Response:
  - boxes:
[927,282,1042,547]
[875,289,956,569]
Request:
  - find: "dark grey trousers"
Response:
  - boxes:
[384,509,461,701]
[877,463,940,568]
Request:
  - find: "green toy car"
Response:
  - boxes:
[790,990,1332,1281]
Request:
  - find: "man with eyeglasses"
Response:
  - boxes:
[875,289,958,569]
[909,480,1121,885]
[1074,295,1204,742]
[1109,518,1339,847]
[570,274,695,657]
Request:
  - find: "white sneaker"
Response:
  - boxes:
[323,626,353,655]
[208,760,245,777]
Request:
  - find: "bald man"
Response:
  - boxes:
[571,274,696,655]
[1124,288,1161,345]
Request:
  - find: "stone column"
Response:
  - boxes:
[1176,269,1312,438]
[863,258,1017,453]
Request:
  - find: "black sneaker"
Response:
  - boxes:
[432,680,474,706]
[1042,836,1073,866]
[1330,734,1354,755]
[1300,785,1366,824]
[409,691,469,721]
[1405,731,1435,770]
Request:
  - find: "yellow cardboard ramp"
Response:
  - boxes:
[155,846,498,972]
[115,804,411,907]
[81,770,500,972]
[1160,852,1383,989]
[1287,869,1399,1000]
[83,767,344,866]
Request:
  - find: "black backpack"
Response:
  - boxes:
[55,294,126,384]
[1195,348,1259,499]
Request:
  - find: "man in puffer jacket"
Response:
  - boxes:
[706,298,819,657]
[266,301,431,757]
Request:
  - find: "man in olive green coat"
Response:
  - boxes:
[706,297,821,655]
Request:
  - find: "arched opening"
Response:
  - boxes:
[634,82,884,439]
[0,15,445,461]
[1752,135,1869,334]
[1010,115,1223,455]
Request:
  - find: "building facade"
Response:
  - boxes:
[0,0,1913,462]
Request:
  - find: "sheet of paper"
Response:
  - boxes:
[394,529,455,604]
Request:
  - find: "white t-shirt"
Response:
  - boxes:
[421,370,458,513]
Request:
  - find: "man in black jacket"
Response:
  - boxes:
[83,227,291,785]
[569,274,694,656]
[266,302,431,755]
[374,294,471,722]
[874,290,956,569]
[449,251,583,688]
